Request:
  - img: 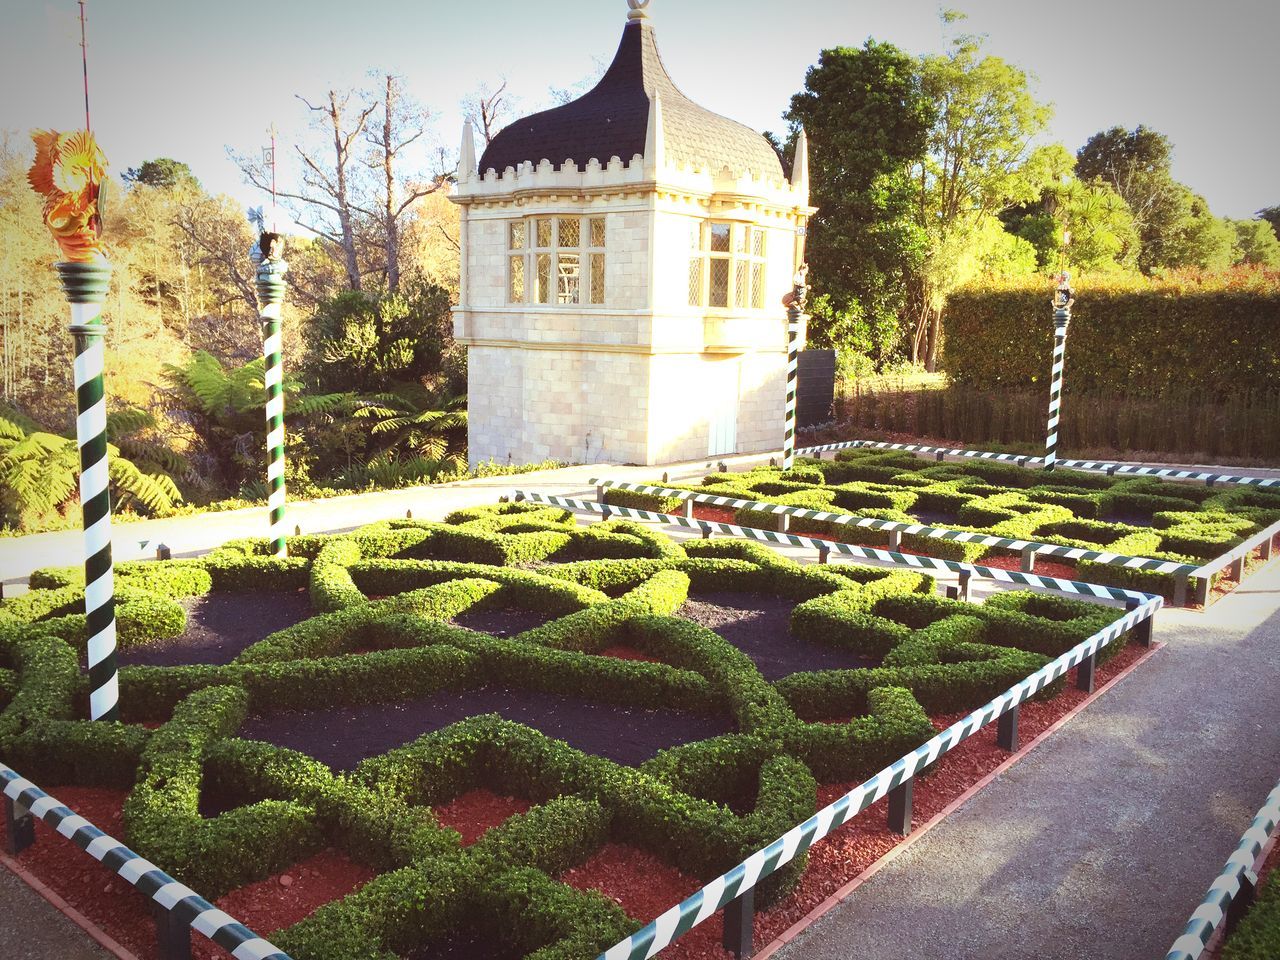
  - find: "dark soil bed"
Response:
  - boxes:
[678,592,876,680]
[119,590,316,668]
[450,607,557,637]
[911,509,962,527]
[405,929,524,960]
[238,687,734,770]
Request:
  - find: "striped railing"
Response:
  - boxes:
[797,439,1280,489]
[1,763,292,960]
[515,491,1157,604]
[582,590,1161,960]
[1166,778,1280,960]
[1181,518,1280,607]
[590,478,1199,577]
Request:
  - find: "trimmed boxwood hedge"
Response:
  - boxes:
[602,451,1280,598]
[0,498,1142,959]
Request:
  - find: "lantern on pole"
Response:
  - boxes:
[27,129,118,720]
[781,265,808,471]
[249,208,290,558]
[1044,267,1074,471]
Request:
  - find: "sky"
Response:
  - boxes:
[1,0,1277,220]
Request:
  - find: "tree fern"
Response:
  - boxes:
[0,416,182,530]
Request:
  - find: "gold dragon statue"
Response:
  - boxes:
[27,129,108,262]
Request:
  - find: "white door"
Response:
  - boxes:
[707,359,739,457]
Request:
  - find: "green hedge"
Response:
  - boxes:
[943,273,1280,397]
[0,501,1138,956]
[1223,863,1280,960]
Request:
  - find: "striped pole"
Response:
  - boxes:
[1044,273,1073,472]
[782,272,806,471]
[58,259,118,722]
[255,242,289,558]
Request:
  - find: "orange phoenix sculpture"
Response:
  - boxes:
[27,129,108,262]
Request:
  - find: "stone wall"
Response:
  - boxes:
[455,175,808,467]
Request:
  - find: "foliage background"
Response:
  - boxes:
[941,270,1280,397]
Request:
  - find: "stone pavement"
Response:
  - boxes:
[776,558,1280,960]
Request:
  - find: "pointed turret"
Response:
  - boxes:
[791,127,810,203]
[644,94,665,176]
[459,120,478,182]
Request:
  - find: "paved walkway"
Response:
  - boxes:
[0,866,112,958]
[0,453,776,591]
[777,558,1280,960]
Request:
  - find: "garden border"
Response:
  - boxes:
[1,762,292,960]
[1166,778,1280,960]
[513,491,1158,604]
[590,479,1199,577]
[589,469,1280,609]
[588,590,1161,960]
[798,440,1280,489]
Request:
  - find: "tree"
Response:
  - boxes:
[910,24,1055,368]
[1075,125,1186,271]
[1255,206,1280,241]
[0,406,180,529]
[1232,218,1280,268]
[778,41,934,361]
[237,89,375,290]
[162,351,347,496]
[304,282,454,396]
[363,73,449,294]
[1162,191,1238,271]
[1007,176,1140,272]
[461,80,517,147]
[123,158,199,190]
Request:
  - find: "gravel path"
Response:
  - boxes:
[778,559,1280,960]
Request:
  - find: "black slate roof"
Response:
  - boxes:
[478,19,784,179]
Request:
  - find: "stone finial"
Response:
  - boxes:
[644,94,665,176]
[792,126,810,201]
[460,120,478,181]
[627,0,651,20]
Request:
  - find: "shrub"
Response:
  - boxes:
[943,273,1280,397]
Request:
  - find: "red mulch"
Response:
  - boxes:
[191,850,374,960]
[563,844,731,959]
[692,505,737,525]
[13,785,158,958]
[977,552,1079,581]
[732,641,1148,956]
[11,787,374,959]
[599,645,663,664]
[433,789,531,845]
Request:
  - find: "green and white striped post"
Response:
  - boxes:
[1044,272,1073,472]
[58,258,118,722]
[782,270,807,472]
[255,237,289,558]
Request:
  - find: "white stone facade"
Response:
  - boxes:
[452,94,814,468]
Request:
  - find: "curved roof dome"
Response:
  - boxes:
[479,17,784,180]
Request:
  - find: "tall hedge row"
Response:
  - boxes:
[942,272,1280,397]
